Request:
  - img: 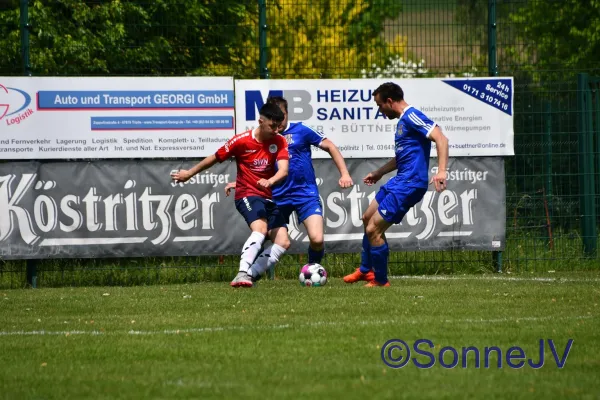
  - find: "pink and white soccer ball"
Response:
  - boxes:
[299,263,327,287]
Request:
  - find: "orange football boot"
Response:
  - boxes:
[364,280,390,287]
[343,268,375,283]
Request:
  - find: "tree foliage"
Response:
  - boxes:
[455,0,600,82]
[507,0,600,82]
[0,0,257,76]
[1,0,405,78]
[266,0,406,78]
[206,0,407,79]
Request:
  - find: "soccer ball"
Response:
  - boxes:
[299,263,328,287]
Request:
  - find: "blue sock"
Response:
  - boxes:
[370,242,389,284]
[308,246,324,264]
[359,233,372,274]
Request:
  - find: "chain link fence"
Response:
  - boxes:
[1,0,599,287]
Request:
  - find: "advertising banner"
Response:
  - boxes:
[0,158,505,259]
[235,78,514,158]
[0,77,235,159]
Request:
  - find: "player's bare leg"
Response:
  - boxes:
[302,215,325,264]
[343,199,380,283]
[249,226,290,281]
[363,211,392,287]
[231,219,268,288]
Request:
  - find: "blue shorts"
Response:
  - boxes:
[375,184,427,225]
[276,195,323,224]
[234,196,287,231]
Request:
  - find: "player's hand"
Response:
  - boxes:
[339,173,353,188]
[171,169,192,183]
[363,171,382,186]
[430,170,448,192]
[225,182,236,197]
[257,178,272,188]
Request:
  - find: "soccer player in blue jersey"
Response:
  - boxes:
[343,82,449,287]
[226,96,353,278]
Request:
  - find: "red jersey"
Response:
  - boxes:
[215,129,289,200]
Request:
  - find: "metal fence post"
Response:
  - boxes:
[577,73,598,257]
[258,0,269,79]
[544,100,554,250]
[488,0,502,272]
[594,81,600,256]
[487,0,497,77]
[26,260,38,289]
[21,0,37,288]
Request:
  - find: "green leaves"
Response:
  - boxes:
[455,0,600,82]
[0,0,405,78]
[0,0,257,76]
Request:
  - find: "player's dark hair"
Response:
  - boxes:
[373,82,404,102]
[266,96,288,113]
[259,102,285,123]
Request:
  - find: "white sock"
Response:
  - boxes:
[239,232,266,273]
[250,244,287,277]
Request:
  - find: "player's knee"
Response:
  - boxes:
[307,227,324,248]
[365,223,375,237]
[274,231,290,250]
[255,227,268,236]
[277,236,291,250]
[365,222,381,241]
[310,235,324,250]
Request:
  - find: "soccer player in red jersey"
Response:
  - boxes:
[171,103,290,287]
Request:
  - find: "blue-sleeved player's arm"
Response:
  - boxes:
[428,125,449,192]
[405,109,449,191]
[302,124,326,147]
[405,109,437,137]
[318,140,353,189]
[301,124,353,188]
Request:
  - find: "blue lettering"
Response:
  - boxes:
[317,108,328,120]
[331,90,341,102]
[548,339,573,368]
[506,346,526,369]
[317,90,328,102]
[245,90,283,120]
[314,89,371,103]
[378,338,574,370]
[412,339,435,368]
[361,89,372,102]
[528,339,545,369]
[439,346,459,369]
[462,346,480,368]
[316,107,380,120]
[484,346,502,368]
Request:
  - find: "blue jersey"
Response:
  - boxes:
[272,122,325,201]
[392,106,436,188]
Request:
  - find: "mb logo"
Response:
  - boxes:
[245,90,313,121]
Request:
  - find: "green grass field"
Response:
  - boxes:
[1,272,599,399]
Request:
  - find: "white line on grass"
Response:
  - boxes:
[1,315,594,337]
[389,275,600,283]
[0,330,104,336]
